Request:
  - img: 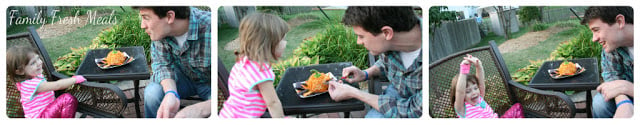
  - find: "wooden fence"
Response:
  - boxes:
[542,7,587,23]
[429,19,482,63]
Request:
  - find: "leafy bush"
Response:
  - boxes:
[257,6,284,14]
[54,40,110,75]
[294,24,370,69]
[429,6,457,34]
[551,25,601,60]
[96,11,151,62]
[54,10,150,75]
[517,6,542,25]
[511,58,560,85]
[272,56,319,87]
[531,23,549,31]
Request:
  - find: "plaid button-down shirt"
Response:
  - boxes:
[601,47,633,82]
[374,50,422,118]
[151,7,211,84]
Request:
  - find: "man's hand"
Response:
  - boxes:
[156,93,180,118]
[175,100,211,118]
[597,80,634,101]
[342,66,365,83]
[328,80,358,101]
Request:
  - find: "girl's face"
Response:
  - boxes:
[464,82,481,105]
[19,52,43,78]
[274,39,287,58]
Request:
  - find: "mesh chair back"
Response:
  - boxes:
[217,57,230,112]
[429,46,516,118]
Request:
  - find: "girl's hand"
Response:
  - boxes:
[460,59,471,65]
[463,54,481,67]
[71,75,86,84]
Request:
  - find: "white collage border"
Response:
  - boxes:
[0,0,638,125]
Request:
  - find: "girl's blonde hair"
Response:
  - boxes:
[7,45,39,84]
[450,74,479,106]
[235,13,289,67]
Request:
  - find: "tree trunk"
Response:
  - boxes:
[504,6,512,39]
[496,6,510,40]
[538,6,544,22]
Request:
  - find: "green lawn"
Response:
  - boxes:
[7,6,126,60]
[502,26,581,74]
[41,23,114,60]
[471,26,531,49]
[217,10,345,71]
[217,23,239,71]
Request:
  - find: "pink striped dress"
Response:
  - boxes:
[16,74,55,118]
[457,96,498,118]
[219,56,275,118]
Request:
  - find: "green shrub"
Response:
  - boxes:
[272,56,319,87]
[551,25,601,60]
[531,23,549,31]
[294,24,369,69]
[54,10,150,75]
[517,6,542,25]
[96,11,151,62]
[511,58,558,85]
[54,40,110,75]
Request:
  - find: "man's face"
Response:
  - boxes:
[139,8,171,41]
[588,18,625,53]
[352,26,390,55]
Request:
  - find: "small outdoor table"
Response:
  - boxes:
[275,62,365,118]
[76,46,150,118]
[529,58,600,118]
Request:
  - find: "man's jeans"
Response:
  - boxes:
[144,68,211,118]
[364,87,400,118]
[592,92,634,118]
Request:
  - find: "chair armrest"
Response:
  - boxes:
[507,80,576,118]
[67,81,128,117]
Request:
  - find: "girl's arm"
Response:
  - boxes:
[474,59,485,97]
[454,73,467,116]
[257,81,285,118]
[465,55,485,97]
[36,77,78,93]
[454,60,470,116]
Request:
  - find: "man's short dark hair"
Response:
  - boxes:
[132,6,190,19]
[342,6,420,35]
[581,6,633,25]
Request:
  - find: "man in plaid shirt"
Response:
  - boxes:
[582,6,634,118]
[135,6,211,118]
[328,6,422,118]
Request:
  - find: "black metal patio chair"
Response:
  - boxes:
[6,26,128,118]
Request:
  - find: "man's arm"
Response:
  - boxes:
[364,65,382,80]
[613,95,633,118]
[175,100,211,118]
[150,41,180,118]
[373,90,422,118]
[351,90,380,110]
[150,41,177,91]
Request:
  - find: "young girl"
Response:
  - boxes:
[451,54,522,118]
[7,45,86,118]
[219,13,288,118]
